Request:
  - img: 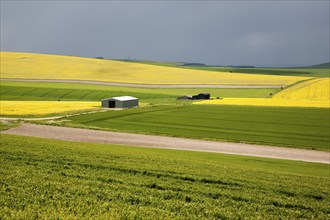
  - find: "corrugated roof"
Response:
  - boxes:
[102,96,138,101]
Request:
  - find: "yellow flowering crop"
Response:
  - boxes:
[273,78,329,100]
[1,52,308,85]
[0,101,99,116]
[194,78,330,108]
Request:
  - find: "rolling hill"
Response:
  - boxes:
[0,52,308,85]
[301,62,330,69]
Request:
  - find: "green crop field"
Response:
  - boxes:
[0,81,277,104]
[1,134,329,219]
[61,105,330,151]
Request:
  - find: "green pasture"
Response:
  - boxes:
[1,134,329,219]
[0,81,277,104]
[62,105,330,151]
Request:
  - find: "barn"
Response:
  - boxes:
[101,96,138,108]
[192,93,210,100]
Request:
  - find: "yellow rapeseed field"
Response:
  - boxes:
[0,52,308,85]
[194,78,330,108]
[0,101,99,116]
[273,78,330,100]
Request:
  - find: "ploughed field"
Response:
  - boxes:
[1,134,329,219]
[62,105,329,151]
[1,52,308,85]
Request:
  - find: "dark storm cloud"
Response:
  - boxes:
[1,1,329,67]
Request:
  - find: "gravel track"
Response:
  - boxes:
[1,78,284,88]
[2,123,329,164]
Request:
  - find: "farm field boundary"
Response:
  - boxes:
[2,123,329,164]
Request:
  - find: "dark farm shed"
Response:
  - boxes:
[192,93,210,100]
[101,96,138,108]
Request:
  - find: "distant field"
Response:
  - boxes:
[0,101,99,116]
[196,78,330,108]
[1,134,329,219]
[0,81,278,104]
[0,52,308,85]
[129,60,329,77]
[182,66,330,78]
[61,105,329,151]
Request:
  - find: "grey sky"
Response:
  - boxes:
[1,1,329,67]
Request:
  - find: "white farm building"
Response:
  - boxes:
[101,96,139,108]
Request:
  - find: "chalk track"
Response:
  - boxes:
[2,123,329,164]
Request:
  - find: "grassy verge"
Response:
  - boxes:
[0,120,20,131]
[59,105,329,151]
[1,134,329,219]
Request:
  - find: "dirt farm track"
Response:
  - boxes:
[0,79,284,88]
[2,123,329,164]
